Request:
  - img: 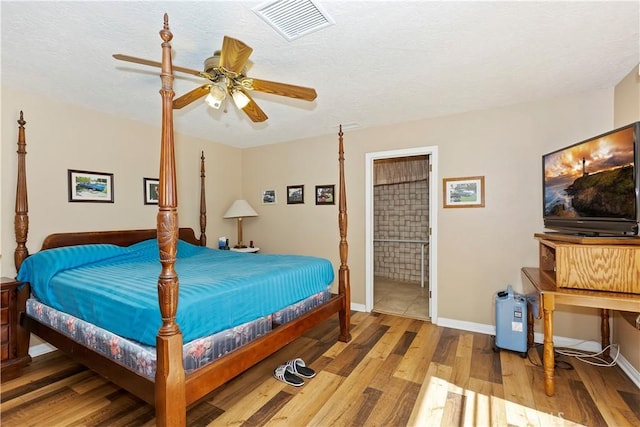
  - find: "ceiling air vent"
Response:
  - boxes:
[252,0,335,41]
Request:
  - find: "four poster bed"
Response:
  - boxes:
[12,15,351,426]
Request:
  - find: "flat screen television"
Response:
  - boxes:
[542,121,640,236]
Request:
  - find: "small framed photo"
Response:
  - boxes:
[443,176,485,208]
[287,185,304,204]
[262,189,277,204]
[68,169,114,203]
[315,185,335,205]
[144,177,159,205]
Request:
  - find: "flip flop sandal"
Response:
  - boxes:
[284,358,316,378]
[274,364,304,387]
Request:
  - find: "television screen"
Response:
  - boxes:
[542,122,639,236]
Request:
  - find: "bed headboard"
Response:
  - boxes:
[40,228,201,250]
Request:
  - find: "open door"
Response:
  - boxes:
[365,147,439,323]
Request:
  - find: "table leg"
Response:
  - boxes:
[543,304,555,396]
[601,308,610,358]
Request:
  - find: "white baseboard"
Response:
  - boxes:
[531,331,602,352]
[437,317,496,337]
[618,353,640,389]
[350,302,366,312]
[438,317,639,388]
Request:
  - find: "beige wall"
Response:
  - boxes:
[1,86,243,278]
[242,88,616,342]
[2,78,635,362]
[614,65,640,128]
[612,65,640,373]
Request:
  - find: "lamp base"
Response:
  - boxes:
[234,245,247,249]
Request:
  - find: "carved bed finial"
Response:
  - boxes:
[160,13,172,43]
[15,111,29,272]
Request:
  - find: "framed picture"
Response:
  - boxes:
[443,176,485,208]
[144,177,159,205]
[68,169,114,203]
[315,184,335,205]
[286,185,304,204]
[261,189,277,204]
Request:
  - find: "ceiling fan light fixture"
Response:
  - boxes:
[205,83,227,109]
[231,89,250,109]
[114,34,316,122]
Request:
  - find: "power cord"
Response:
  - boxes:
[499,340,618,370]
[554,343,620,368]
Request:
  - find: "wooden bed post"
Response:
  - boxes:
[337,125,352,342]
[13,111,33,369]
[155,14,186,426]
[199,151,207,246]
[14,111,29,271]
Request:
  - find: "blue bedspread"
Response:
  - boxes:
[17,239,334,345]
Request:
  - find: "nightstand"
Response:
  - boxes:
[1,277,30,381]
[230,247,260,253]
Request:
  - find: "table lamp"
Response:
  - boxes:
[223,199,258,248]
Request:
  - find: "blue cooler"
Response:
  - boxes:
[493,285,528,357]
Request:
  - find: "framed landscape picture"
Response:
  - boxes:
[68,169,114,203]
[443,176,485,208]
[262,189,277,204]
[287,185,304,204]
[315,184,335,205]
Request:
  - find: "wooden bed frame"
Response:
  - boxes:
[13,14,351,426]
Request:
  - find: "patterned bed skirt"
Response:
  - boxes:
[26,288,331,379]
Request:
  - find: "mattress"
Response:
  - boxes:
[18,239,334,345]
[26,288,332,378]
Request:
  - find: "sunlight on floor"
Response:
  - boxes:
[409,375,585,427]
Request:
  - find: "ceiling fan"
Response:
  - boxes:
[113,36,317,123]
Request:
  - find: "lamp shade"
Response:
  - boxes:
[223,199,258,218]
[231,89,250,109]
[205,83,227,109]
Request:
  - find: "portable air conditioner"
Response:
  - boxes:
[493,285,528,357]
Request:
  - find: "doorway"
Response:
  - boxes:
[365,146,438,323]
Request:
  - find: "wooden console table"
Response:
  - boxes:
[522,267,640,396]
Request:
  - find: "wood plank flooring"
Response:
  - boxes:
[1,311,639,426]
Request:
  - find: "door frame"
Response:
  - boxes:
[365,146,439,322]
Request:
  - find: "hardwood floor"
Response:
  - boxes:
[1,311,639,426]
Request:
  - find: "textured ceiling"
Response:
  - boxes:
[2,1,639,148]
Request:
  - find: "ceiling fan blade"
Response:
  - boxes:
[218,36,253,74]
[246,78,317,101]
[239,90,268,123]
[173,85,211,109]
[113,54,209,78]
